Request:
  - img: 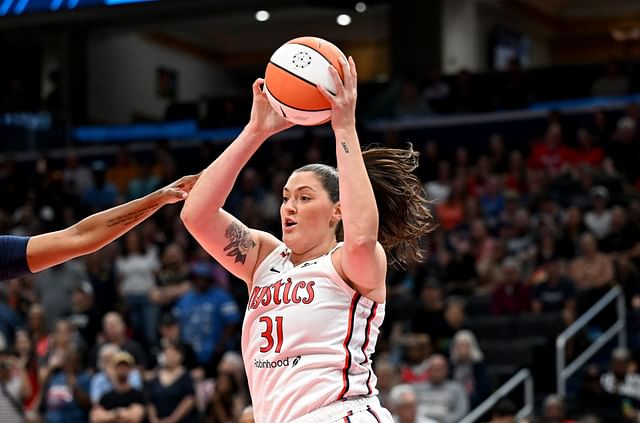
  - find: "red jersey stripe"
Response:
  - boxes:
[337,293,361,400]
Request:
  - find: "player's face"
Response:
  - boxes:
[281,172,339,252]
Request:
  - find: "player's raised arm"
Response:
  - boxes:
[180,79,294,284]
[25,174,199,274]
[319,57,386,299]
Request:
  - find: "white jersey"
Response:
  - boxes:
[242,242,386,423]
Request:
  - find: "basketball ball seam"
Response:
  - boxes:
[264,83,331,112]
[268,60,320,90]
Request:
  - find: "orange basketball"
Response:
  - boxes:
[264,36,347,126]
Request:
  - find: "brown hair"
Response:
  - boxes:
[295,144,433,268]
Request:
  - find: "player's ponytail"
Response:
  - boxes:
[295,144,433,268]
[362,144,433,267]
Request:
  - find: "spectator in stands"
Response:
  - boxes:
[4,276,34,322]
[89,312,147,373]
[227,168,265,217]
[504,151,527,194]
[146,342,195,423]
[425,161,453,205]
[418,141,440,182]
[569,233,614,291]
[62,151,94,200]
[399,334,432,385]
[34,259,88,330]
[411,281,448,344]
[445,232,478,296]
[208,371,240,423]
[127,162,161,201]
[575,365,623,422]
[591,60,630,97]
[469,155,493,198]
[476,239,508,294]
[487,399,517,423]
[151,142,178,182]
[535,194,563,232]
[150,243,191,315]
[395,80,429,118]
[421,70,451,114]
[479,176,506,230]
[0,291,21,349]
[0,349,31,423]
[374,360,399,408]
[67,281,100,348]
[90,344,143,405]
[116,230,161,348]
[531,259,576,314]
[599,206,640,254]
[389,384,437,423]
[90,351,145,423]
[571,128,604,168]
[556,206,585,259]
[504,208,537,271]
[435,176,466,231]
[85,250,118,322]
[608,116,640,183]
[216,351,250,413]
[455,146,471,171]
[83,161,118,213]
[534,232,560,267]
[584,186,612,240]
[449,330,489,408]
[416,354,469,423]
[152,313,199,375]
[440,298,467,351]
[491,258,531,315]
[540,394,575,423]
[13,329,39,419]
[173,262,240,377]
[601,347,640,402]
[39,319,83,384]
[40,347,91,423]
[590,110,614,146]
[489,133,509,174]
[527,124,573,176]
[106,148,141,196]
[470,219,495,267]
[26,303,49,361]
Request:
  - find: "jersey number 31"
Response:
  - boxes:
[259,316,284,353]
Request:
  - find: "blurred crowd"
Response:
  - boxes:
[0,69,640,423]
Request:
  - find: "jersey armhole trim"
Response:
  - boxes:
[251,242,287,287]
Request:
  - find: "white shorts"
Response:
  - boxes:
[290,396,394,423]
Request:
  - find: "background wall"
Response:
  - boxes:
[87,31,234,123]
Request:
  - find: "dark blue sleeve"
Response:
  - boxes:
[0,236,31,281]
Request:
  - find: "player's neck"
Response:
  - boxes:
[290,238,337,266]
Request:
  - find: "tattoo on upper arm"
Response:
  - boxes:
[223,222,257,264]
[341,142,350,153]
[105,204,160,228]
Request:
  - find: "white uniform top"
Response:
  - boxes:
[242,242,385,423]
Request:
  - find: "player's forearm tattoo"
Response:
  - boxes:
[105,204,160,228]
[341,141,350,153]
[223,222,256,264]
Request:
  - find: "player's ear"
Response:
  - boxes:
[330,203,342,226]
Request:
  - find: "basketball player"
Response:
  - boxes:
[0,174,199,281]
[181,57,432,422]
